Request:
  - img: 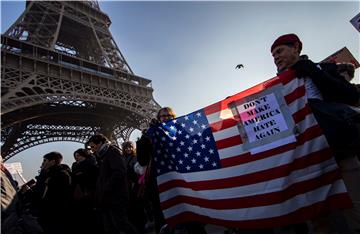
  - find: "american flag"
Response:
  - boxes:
[147,70,351,228]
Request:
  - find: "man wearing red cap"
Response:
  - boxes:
[271,34,302,73]
[271,33,360,233]
[271,33,359,103]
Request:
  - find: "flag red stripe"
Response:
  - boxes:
[209,115,240,132]
[158,147,332,192]
[278,69,297,85]
[292,103,312,123]
[262,76,281,87]
[165,193,351,229]
[284,86,306,105]
[258,70,295,89]
[161,169,342,210]
[296,124,322,144]
[216,135,243,150]
[204,102,226,117]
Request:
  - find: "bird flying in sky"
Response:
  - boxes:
[235,64,244,69]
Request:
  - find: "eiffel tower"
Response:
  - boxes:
[1,1,160,161]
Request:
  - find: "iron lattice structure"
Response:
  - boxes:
[1,1,160,161]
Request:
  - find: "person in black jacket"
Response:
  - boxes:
[87,134,137,234]
[31,152,73,234]
[271,33,360,233]
[71,148,100,234]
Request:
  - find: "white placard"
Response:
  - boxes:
[4,162,23,174]
[236,93,289,143]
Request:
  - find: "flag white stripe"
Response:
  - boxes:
[218,143,247,159]
[212,125,240,141]
[295,111,318,132]
[160,159,338,202]
[163,179,347,220]
[157,134,329,184]
[288,95,307,116]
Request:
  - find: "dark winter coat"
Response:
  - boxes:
[125,155,138,187]
[37,164,72,212]
[95,144,129,209]
[316,62,359,105]
[72,156,98,203]
[32,164,72,234]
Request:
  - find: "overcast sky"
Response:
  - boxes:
[2,1,359,181]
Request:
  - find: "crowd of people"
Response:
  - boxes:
[1,136,151,234]
[1,33,360,234]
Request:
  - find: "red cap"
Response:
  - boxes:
[271,33,302,52]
